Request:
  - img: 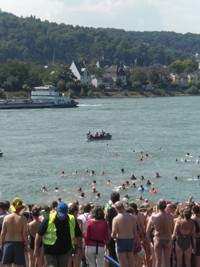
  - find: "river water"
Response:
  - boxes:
[0,96,200,207]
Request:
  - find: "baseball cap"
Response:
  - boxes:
[57,203,68,217]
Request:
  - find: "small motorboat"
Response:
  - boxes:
[86,131,112,141]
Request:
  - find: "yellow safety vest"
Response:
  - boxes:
[43,212,75,248]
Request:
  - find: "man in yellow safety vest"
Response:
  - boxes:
[34,202,82,267]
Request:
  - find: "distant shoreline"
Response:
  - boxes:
[3,90,199,100]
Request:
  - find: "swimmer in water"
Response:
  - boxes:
[96,193,101,198]
[138,185,144,191]
[72,170,77,175]
[131,182,136,188]
[91,187,97,193]
[100,170,105,175]
[90,170,95,176]
[146,180,151,185]
[77,187,82,192]
[60,171,66,176]
[107,180,111,185]
[130,174,137,180]
[80,192,85,198]
[155,172,161,178]
[41,186,48,192]
[92,180,97,187]
[54,187,59,192]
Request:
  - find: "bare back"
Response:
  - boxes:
[153,212,174,239]
[2,213,27,242]
[28,219,41,238]
[112,212,137,239]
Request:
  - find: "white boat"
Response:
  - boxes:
[0,85,78,109]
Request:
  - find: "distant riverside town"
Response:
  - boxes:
[1,55,200,99]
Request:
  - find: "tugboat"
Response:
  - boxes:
[0,85,78,109]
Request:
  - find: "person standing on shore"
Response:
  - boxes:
[146,199,174,267]
[0,197,28,266]
[104,191,120,267]
[34,202,82,267]
[111,201,137,267]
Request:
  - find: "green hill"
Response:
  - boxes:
[1,11,200,65]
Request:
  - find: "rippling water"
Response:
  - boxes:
[1,96,200,206]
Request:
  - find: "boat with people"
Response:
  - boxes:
[86,131,112,141]
[0,85,78,109]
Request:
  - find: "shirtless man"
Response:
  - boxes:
[146,199,174,267]
[111,201,137,267]
[0,197,28,267]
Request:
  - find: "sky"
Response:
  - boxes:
[0,0,200,34]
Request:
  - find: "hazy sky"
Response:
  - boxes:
[0,0,200,34]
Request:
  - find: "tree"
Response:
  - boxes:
[148,70,160,84]
[129,68,148,86]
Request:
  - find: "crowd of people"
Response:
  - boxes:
[0,193,199,267]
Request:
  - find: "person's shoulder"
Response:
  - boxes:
[3,213,13,221]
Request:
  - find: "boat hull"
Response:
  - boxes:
[0,101,78,109]
[87,135,112,141]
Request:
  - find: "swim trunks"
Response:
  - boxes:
[153,237,171,247]
[116,238,135,252]
[2,241,25,265]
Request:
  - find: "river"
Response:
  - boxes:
[0,96,200,207]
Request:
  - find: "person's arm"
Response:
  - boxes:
[104,220,109,242]
[74,218,83,254]
[0,218,7,251]
[172,220,178,240]
[145,215,153,241]
[34,217,48,257]
[111,217,117,239]
[23,218,29,252]
[34,233,43,257]
[191,222,196,254]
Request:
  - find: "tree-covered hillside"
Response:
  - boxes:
[1,11,200,65]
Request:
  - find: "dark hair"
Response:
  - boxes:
[0,202,5,210]
[23,211,30,220]
[157,199,166,210]
[192,205,200,215]
[91,206,104,220]
[68,204,79,215]
[51,201,58,209]
[31,206,40,217]
[83,202,92,213]
[4,200,10,210]
[184,207,192,220]
[110,191,120,204]
[129,202,138,214]
[126,207,134,214]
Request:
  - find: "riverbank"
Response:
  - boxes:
[3,89,197,100]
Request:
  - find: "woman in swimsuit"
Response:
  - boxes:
[27,206,44,267]
[172,207,196,267]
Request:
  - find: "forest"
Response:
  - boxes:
[1,10,200,65]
